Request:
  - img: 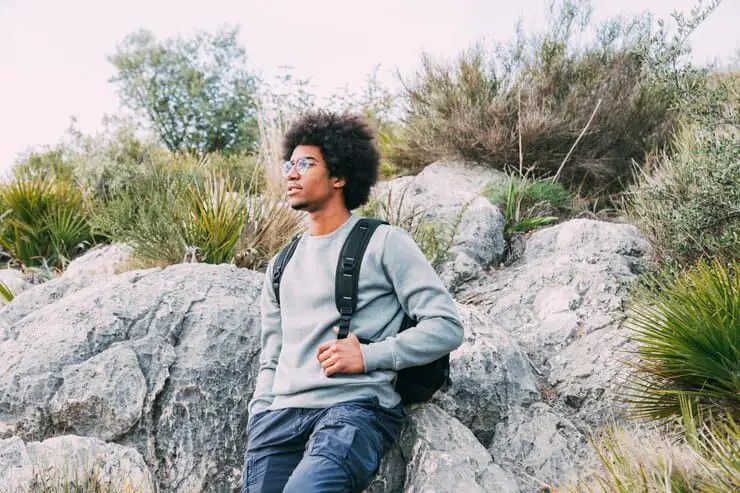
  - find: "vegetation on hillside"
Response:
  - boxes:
[391,0,722,199]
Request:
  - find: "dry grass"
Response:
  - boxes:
[233,107,306,271]
[565,416,739,492]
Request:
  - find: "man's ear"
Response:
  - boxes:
[332,176,346,189]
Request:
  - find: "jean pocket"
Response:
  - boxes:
[309,421,358,462]
[308,421,382,490]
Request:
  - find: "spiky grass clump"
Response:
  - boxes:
[623,259,739,423]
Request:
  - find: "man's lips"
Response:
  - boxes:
[287,185,302,195]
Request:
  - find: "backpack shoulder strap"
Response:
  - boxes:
[271,234,301,306]
[335,218,389,339]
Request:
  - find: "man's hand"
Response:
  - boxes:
[317,327,365,377]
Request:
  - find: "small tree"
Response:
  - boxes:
[108,25,260,156]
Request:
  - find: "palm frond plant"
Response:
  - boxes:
[0,175,94,270]
[622,258,739,423]
[183,171,248,264]
[499,174,561,236]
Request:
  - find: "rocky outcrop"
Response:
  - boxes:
[432,303,540,448]
[368,404,520,493]
[457,218,651,488]
[0,202,651,491]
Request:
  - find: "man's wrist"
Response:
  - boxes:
[360,340,395,372]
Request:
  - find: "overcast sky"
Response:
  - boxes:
[1,0,738,172]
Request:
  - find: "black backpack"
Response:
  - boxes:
[271,218,451,405]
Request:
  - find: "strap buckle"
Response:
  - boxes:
[341,258,355,273]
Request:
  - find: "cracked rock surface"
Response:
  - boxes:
[0,263,263,492]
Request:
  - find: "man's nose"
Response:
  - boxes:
[285,163,300,180]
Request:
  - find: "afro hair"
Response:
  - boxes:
[282,110,380,210]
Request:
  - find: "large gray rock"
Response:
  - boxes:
[457,218,651,488]
[374,161,507,291]
[0,435,156,492]
[0,215,654,493]
[400,404,519,493]
[367,404,519,493]
[461,219,650,425]
[48,345,148,441]
[432,303,540,447]
[377,161,507,223]
[437,197,505,292]
[0,263,264,493]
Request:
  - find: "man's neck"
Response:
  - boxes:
[308,206,352,237]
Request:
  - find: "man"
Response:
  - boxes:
[242,111,463,493]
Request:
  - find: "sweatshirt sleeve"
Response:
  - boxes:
[247,257,283,416]
[360,226,464,372]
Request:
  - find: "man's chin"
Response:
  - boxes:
[289,199,308,211]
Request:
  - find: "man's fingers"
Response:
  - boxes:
[324,360,342,376]
[317,343,340,362]
[321,354,339,370]
[316,341,332,357]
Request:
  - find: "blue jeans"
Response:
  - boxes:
[241,397,406,493]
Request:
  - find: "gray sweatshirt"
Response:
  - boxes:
[248,214,464,415]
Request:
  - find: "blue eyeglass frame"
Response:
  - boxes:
[281,157,315,177]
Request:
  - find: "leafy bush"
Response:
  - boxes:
[0,175,94,270]
[626,70,739,266]
[91,166,251,267]
[392,0,719,196]
[622,259,739,423]
[66,120,168,201]
[11,148,76,183]
[89,166,188,266]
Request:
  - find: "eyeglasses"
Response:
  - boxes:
[281,157,316,177]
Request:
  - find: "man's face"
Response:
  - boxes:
[283,145,343,212]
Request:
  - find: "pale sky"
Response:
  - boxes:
[1,0,738,172]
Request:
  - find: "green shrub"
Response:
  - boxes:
[89,166,188,266]
[0,175,95,270]
[392,0,720,197]
[91,166,251,267]
[622,259,739,423]
[626,100,739,266]
[11,148,76,183]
